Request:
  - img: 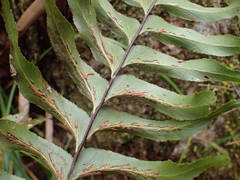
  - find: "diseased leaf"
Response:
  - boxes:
[67,0,124,71]
[0,120,73,180]
[124,0,240,22]
[124,45,240,82]
[107,75,216,120]
[142,15,240,56]
[2,0,90,148]
[157,0,240,22]
[91,108,209,141]
[71,148,229,180]
[91,99,240,141]
[46,0,108,109]
[0,170,24,180]
[2,0,238,179]
[93,0,140,44]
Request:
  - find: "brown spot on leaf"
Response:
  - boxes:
[124,91,147,97]
[83,164,94,171]
[101,163,111,168]
[177,59,184,63]
[74,120,78,129]
[83,72,95,79]
[107,54,113,63]
[157,29,166,33]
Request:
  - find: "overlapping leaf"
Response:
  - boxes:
[124,45,240,82]
[157,0,240,22]
[71,148,229,180]
[91,107,210,141]
[107,75,216,120]
[46,0,108,109]
[123,0,240,22]
[2,0,89,148]
[2,0,240,179]
[142,15,240,56]
[93,0,139,44]
[67,0,125,71]
[0,118,232,180]
[90,99,240,141]
[0,120,72,179]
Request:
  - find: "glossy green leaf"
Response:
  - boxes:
[46,0,108,109]
[142,15,240,56]
[2,0,90,148]
[107,75,216,120]
[124,45,240,82]
[0,170,24,180]
[71,148,229,180]
[0,120,72,180]
[93,0,139,44]
[124,0,240,22]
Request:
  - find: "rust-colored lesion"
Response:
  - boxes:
[97,120,182,132]
[119,89,147,97]
[157,29,166,33]
[80,162,160,179]
[82,72,95,80]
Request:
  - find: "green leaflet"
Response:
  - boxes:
[71,148,229,180]
[0,119,231,180]
[2,0,239,179]
[124,45,240,82]
[67,0,125,71]
[0,120,72,180]
[0,170,24,180]
[93,0,140,44]
[2,0,90,148]
[123,0,152,13]
[158,0,240,22]
[123,0,240,22]
[107,75,216,120]
[1,114,25,123]
[46,0,108,109]
[92,108,210,141]
[0,136,18,152]
[142,15,240,56]
[90,99,240,141]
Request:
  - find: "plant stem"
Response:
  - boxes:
[67,1,158,179]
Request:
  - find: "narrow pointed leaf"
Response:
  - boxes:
[123,0,152,13]
[123,0,240,22]
[157,0,240,22]
[90,99,240,141]
[91,108,210,141]
[124,45,240,82]
[107,75,216,120]
[0,120,72,180]
[0,170,24,180]
[46,0,108,108]
[67,0,124,71]
[93,0,140,44]
[142,16,240,56]
[2,0,90,147]
[71,148,229,180]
